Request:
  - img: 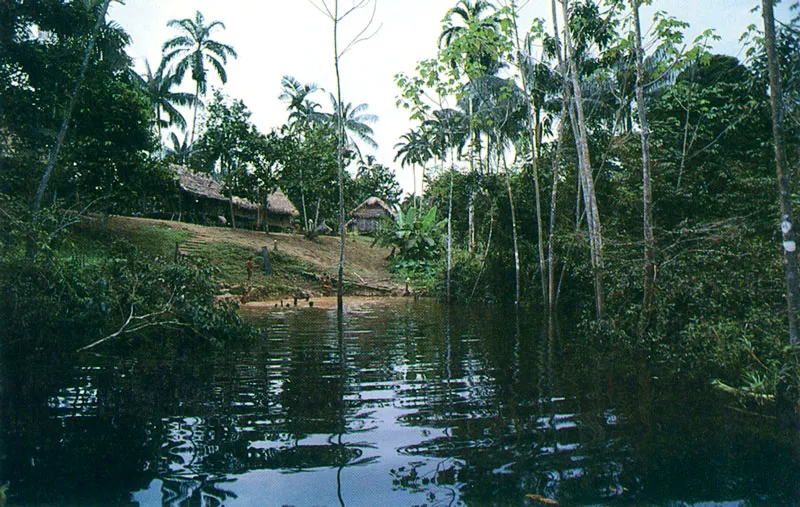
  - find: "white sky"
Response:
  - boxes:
[110,0,794,195]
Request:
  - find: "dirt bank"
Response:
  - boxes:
[100,216,403,299]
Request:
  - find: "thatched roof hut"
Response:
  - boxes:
[259,188,300,231]
[348,197,395,234]
[172,165,299,230]
[175,164,227,203]
[264,188,300,218]
[352,197,395,219]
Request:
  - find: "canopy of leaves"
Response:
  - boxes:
[0,0,168,212]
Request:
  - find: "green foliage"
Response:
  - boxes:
[351,157,402,207]
[0,198,253,350]
[375,204,447,273]
[0,0,171,213]
[439,0,512,80]
[134,58,196,133]
[194,90,274,204]
[272,123,345,228]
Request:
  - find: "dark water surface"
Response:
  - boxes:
[1,300,798,506]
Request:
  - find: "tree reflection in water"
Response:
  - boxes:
[1,301,798,505]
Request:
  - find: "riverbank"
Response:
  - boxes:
[80,216,405,301]
[239,295,429,315]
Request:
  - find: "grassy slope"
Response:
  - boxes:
[75,216,399,299]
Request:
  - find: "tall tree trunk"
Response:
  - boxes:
[502,151,520,305]
[33,0,112,213]
[223,159,236,229]
[420,163,425,198]
[548,98,570,308]
[228,192,236,229]
[467,98,476,254]
[156,105,163,141]
[509,0,547,302]
[559,0,605,319]
[299,166,309,232]
[763,0,800,347]
[468,198,476,253]
[333,0,346,314]
[447,166,454,305]
[632,0,655,327]
[547,0,573,309]
[412,165,417,199]
[314,197,322,230]
[190,80,200,148]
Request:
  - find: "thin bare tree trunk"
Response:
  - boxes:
[190,80,200,148]
[447,167,454,305]
[33,0,112,213]
[548,99,569,308]
[502,150,520,305]
[676,106,691,192]
[548,0,573,309]
[333,0,346,314]
[508,0,547,302]
[299,166,309,232]
[468,98,476,254]
[763,0,800,346]
[228,193,236,229]
[559,0,605,319]
[632,0,655,326]
[314,197,322,230]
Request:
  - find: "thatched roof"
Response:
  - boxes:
[174,164,227,202]
[351,197,395,219]
[265,188,300,217]
[173,165,298,216]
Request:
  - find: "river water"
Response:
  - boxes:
[1,299,797,505]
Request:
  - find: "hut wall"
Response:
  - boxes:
[352,218,379,234]
[233,208,260,229]
[180,192,228,223]
[259,208,294,231]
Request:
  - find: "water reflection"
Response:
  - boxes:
[1,300,797,505]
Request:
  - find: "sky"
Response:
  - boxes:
[110,0,796,195]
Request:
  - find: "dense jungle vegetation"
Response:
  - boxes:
[0,0,798,422]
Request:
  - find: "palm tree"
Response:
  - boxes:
[279,75,323,129]
[423,108,469,161]
[165,132,195,166]
[162,10,237,145]
[324,93,379,158]
[422,108,468,303]
[394,128,433,198]
[278,76,324,232]
[136,59,195,138]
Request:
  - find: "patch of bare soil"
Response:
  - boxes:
[106,216,400,292]
[239,296,423,315]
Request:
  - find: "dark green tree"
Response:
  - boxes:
[194,91,269,228]
[279,75,324,228]
[352,157,402,207]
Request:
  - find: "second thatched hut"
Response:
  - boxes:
[348,197,395,234]
[260,188,300,231]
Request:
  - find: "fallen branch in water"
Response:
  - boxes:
[712,379,775,402]
[77,285,183,352]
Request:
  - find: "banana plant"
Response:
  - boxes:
[375,204,447,266]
